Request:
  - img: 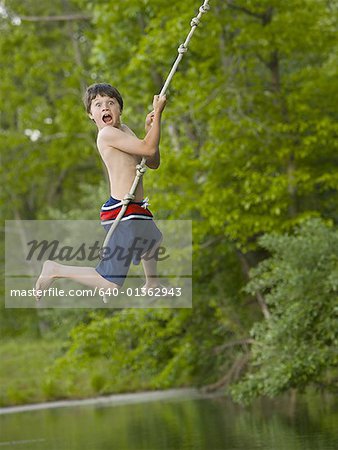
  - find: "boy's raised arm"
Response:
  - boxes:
[143,110,160,169]
[97,95,166,159]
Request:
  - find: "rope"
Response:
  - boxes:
[158,0,210,97]
[99,0,210,258]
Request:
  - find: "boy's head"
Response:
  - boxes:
[84,83,123,114]
[84,83,124,129]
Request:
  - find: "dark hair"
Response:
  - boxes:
[84,83,123,113]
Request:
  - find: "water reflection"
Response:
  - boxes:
[1,393,337,449]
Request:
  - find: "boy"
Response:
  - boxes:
[35,83,166,301]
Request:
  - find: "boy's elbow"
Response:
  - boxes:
[141,140,158,158]
[148,161,160,170]
[148,147,158,158]
[145,150,160,169]
[142,145,157,158]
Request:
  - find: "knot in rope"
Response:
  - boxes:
[136,164,147,175]
[178,44,188,54]
[141,197,150,209]
[190,17,200,27]
[199,4,210,13]
[122,193,135,205]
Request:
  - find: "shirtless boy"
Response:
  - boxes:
[35,83,166,300]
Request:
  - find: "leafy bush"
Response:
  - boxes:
[231,219,338,403]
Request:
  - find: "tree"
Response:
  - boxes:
[0,0,98,221]
[0,0,98,337]
[231,219,338,403]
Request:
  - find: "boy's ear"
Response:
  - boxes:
[88,113,94,121]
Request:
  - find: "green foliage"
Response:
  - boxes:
[48,305,233,393]
[0,0,98,220]
[0,339,63,406]
[231,219,338,403]
[0,0,337,405]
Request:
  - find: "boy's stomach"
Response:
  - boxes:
[110,180,144,202]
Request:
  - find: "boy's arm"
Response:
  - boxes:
[144,110,160,169]
[97,95,166,160]
[122,121,160,170]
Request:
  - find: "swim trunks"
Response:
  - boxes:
[100,196,153,224]
[95,196,162,286]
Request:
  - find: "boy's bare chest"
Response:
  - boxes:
[98,144,140,172]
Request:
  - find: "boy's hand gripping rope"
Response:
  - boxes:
[99,0,210,259]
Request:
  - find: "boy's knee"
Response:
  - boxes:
[108,281,120,290]
[141,238,163,260]
[99,276,120,290]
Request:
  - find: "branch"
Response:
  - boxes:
[19,13,92,23]
[200,236,223,249]
[236,249,251,280]
[256,291,271,320]
[213,338,254,354]
[225,1,264,20]
[202,353,250,392]
[236,250,271,320]
[167,124,181,152]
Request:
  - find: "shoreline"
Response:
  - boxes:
[0,387,216,415]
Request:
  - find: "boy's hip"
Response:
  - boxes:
[100,196,153,225]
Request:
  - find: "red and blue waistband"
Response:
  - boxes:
[100,196,153,225]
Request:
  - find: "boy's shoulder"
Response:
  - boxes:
[97,125,119,143]
[98,124,131,138]
[96,126,116,153]
[97,124,135,151]
[121,123,136,137]
[98,125,116,136]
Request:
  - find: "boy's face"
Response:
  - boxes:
[89,94,122,129]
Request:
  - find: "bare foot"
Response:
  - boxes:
[34,260,58,301]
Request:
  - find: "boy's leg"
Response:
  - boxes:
[140,239,163,289]
[35,260,119,300]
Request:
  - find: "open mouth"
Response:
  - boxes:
[102,113,113,123]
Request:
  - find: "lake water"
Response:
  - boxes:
[0,390,337,449]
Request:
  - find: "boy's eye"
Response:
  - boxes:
[95,103,101,107]
[109,101,114,105]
